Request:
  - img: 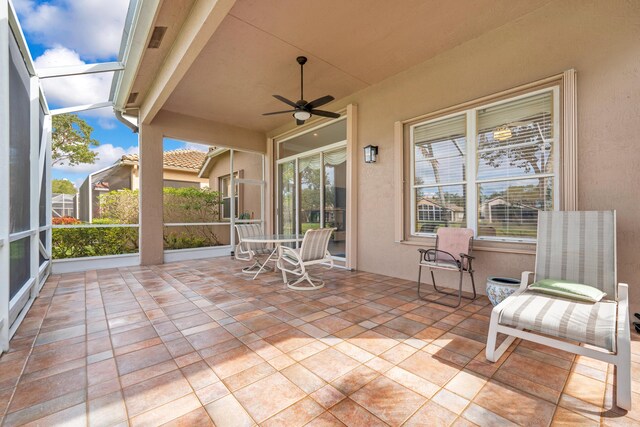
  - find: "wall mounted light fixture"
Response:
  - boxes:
[364,145,378,163]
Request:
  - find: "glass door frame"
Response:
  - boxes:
[276,139,347,262]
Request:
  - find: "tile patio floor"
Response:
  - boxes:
[1,257,639,426]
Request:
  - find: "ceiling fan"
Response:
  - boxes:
[263,56,340,125]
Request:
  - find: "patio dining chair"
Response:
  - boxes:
[417,227,476,308]
[486,211,631,410]
[277,228,336,290]
[234,224,272,273]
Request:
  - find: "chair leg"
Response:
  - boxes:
[616,317,632,410]
[287,272,325,291]
[486,307,517,362]
[423,269,475,308]
[485,309,500,362]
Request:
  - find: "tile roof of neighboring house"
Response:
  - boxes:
[120,149,208,171]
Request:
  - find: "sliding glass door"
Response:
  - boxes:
[323,148,347,258]
[277,147,347,261]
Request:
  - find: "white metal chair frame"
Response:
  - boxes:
[277,228,336,291]
[234,224,272,274]
[485,211,631,410]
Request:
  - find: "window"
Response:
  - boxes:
[411,87,558,241]
[219,173,239,220]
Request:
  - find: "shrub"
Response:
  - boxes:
[52,226,138,259]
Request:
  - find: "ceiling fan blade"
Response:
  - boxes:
[310,109,341,119]
[296,119,305,126]
[306,95,334,110]
[262,110,297,116]
[273,94,298,108]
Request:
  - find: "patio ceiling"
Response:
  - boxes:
[125,0,552,132]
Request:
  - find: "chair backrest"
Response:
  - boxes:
[535,211,616,298]
[235,224,266,252]
[300,228,335,262]
[435,227,474,268]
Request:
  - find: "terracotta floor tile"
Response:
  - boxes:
[398,350,460,386]
[3,389,86,426]
[311,316,354,335]
[350,375,426,426]
[564,371,607,407]
[184,325,235,350]
[444,369,487,400]
[331,365,379,396]
[195,381,230,405]
[88,390,128,427]
[21,402,87,427]
[205,345,264,379]
[160,407,214,427]
[404,400,457,427]
[115,343,172,375]
[234,372,306,423]
[206,393,255,426]
[384,366,440,398]
[265,328,315,353]
[301,348,361,383]
[262,396,324,427]
[462,402,517,426]
[383,316,428,336]
[181,360,220,390]
[130,393,201,427]
[9,366,86,413]
[305,411,347,426]
[329,398,387,427]
[282,363,326,394]
[473,380,556,426]
[432,388,470,415]
[349,330,398,355]
[311,384,346,409]
[122,369,193,416]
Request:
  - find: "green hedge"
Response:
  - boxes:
[52,226,139,259]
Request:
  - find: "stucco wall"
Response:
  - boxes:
[269,0,640,310]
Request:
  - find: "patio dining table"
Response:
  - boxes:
[240,234,304,280]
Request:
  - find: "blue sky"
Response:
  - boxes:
[13,0,200,189]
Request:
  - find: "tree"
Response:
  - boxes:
[51,178,77,195]
[52,114,100,166]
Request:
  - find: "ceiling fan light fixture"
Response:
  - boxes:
[493,125,512,141]
[293,110,311,121]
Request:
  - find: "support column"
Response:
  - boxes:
[139,123,164,265]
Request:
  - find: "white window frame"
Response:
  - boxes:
[409,85,560,243]
[219,172,239,220]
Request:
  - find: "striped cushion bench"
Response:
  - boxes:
[498,290,617,352]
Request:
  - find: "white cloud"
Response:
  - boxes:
[13,0,129,61]
[182,142,210,152]
[53,143,138,174]
[34,47,115,121]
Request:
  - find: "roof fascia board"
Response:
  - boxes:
[139,0,237,125]
[112,0,162,109]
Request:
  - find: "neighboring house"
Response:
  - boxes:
[416,197,465,232]
[198,148,263,222]
[78,149,209,222]
[51,193,77,218]
[479,196,540,225]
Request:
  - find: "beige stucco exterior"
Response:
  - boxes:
[128,0,640,311]
[265,0,640,310]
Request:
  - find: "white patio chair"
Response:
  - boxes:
[277,228,336,290]
[486,211,631,410]
[234,224,272,273]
